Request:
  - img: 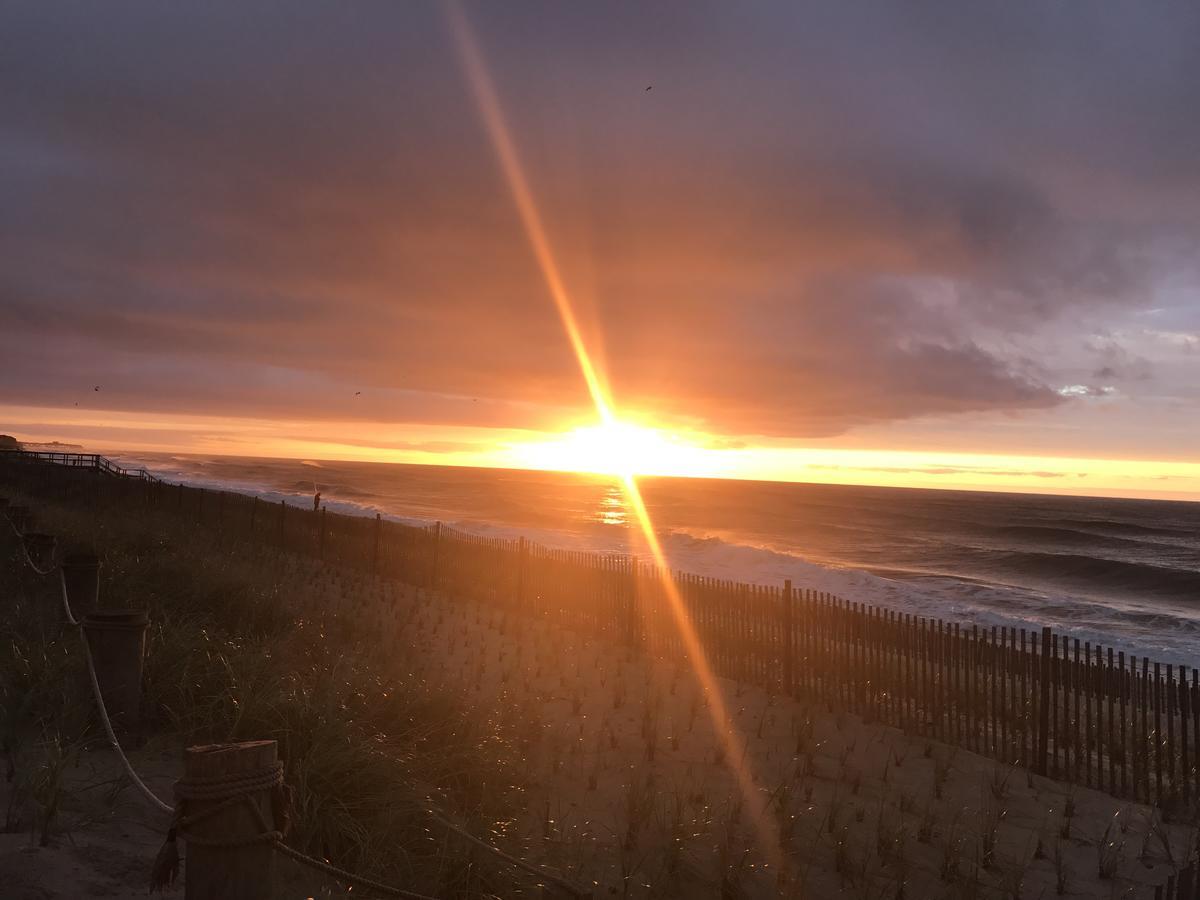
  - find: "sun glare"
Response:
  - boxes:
[510,421,716,478]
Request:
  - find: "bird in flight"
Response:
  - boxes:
[355,391,362,396]
[645,85,652,91]
[93,385,100,391]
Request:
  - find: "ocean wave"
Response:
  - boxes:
[990,524,1156,550]
[977,549,1200,600]
[1038,517,1197,539]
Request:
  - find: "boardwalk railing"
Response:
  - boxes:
[1,449,162,483]
[2,454,1197,812]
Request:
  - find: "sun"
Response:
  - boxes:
[509,420,713,478]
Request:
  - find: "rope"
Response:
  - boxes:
[79,628,175,814]
[59,568,79,627]
[3,507,173,814]
[4,504,581,900]
[174,763,437,899]
[427,811,592,898]
[5,508,58,575]
[274,843,439,900]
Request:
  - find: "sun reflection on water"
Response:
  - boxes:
[594,486,628,526]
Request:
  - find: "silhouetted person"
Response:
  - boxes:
[313,491,321,512]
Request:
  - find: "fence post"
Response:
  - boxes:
[62,553,102,613]
[180,740,278,899]
[430,521,441,590]
[782,579,794,696]
[516,536,526,612]
[82,609,149,729]
[372,512,382,575]
[318,507,326,561]
[1037,626,1052,777]
[628,555,640,651]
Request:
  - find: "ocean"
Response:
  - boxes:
[112,452,1200,665]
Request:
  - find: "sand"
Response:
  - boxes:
[3,556,1195,898]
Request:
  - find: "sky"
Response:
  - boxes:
[2,2,1199,499]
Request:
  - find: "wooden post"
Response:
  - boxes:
[82,609,149,729]
[430,521,441,589]
[782,580,793,697]
[515,536,527,613]
[1119,651,1128,796]
[318,508,326,561]
[62,553,102,613]
[1037,627,1052,777]
[1190,672,1200,811]
[1155,662,1164,805]
[182,741,278,899]
[1179,664,1188,803]
[1167,664,1177,804]
[1075,643,1084,782]
[372,513,381,575]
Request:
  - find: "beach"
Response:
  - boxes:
[4,459,1200,898]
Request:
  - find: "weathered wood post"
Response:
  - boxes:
[180,740,279,899]
[516,536,526,613]
[782,579,794,697]
[62,552,101,613]
[430,521,442,590]
[1037,627,1052,777]
[372,512,381,575]
[82,609,149,729]
[318,507,326,561]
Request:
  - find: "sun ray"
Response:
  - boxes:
[446,1,783,874]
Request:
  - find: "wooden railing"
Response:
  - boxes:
[0,450,163,484]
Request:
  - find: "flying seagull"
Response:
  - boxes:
[645,85,652,91]
[93,385,100,391]
[355,391,362,396]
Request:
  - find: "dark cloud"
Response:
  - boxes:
[1,1,1198,440]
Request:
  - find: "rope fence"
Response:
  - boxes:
[2,492,566,900]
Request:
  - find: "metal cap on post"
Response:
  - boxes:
[82,609,149,730]
[63,552,102,613]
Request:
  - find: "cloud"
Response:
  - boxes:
[1,2,1198,442]
[810,464,1072,479]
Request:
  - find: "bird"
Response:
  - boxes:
[93,385,100,391]
[645,85,652,91]
[354,391,362,396]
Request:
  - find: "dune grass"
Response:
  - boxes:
[0,479,538,898]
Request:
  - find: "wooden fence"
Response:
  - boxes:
[3,455,1197,812]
